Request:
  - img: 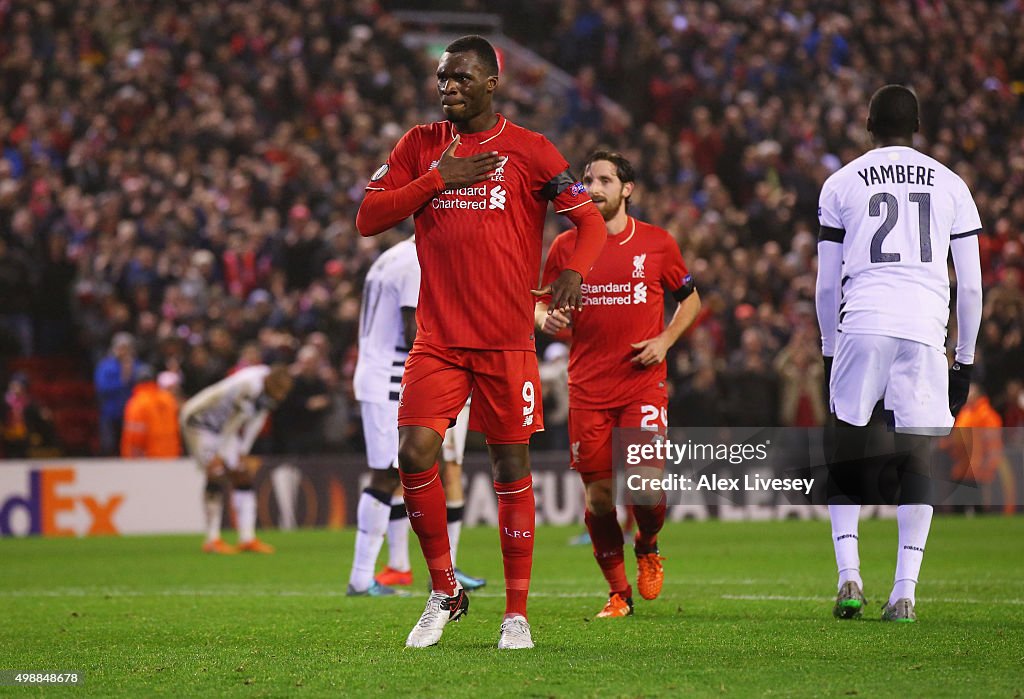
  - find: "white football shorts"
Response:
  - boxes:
[361,400,400,470]
[183,427,241,472]
[830,333,953,436]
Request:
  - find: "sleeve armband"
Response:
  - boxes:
[672,277,696,302]
[818,226,845,243]
[540,169,577,201]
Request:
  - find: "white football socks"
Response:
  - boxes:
[386,496,410,572]
[204,493,223,544]
[829,504,862,590]
[447,501,464,568]
[232,489,257,544]
[891,504,933,605]
[349,490,390,591]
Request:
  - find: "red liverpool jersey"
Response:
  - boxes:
[366,115,593,350]
[542,217,693,409]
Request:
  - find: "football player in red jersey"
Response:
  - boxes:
[537,151,701,618]
[356,35,606,649]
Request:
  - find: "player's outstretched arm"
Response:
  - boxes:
[631,290,702,366]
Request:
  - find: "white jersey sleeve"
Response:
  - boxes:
[951,176,983,238]
[816,146,982,351]
[354,239,420,403]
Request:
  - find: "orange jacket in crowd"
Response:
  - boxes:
[120,382,182,458]
[942,396,1004,484]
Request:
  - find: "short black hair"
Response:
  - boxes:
[583,149,636,208]
[868,85,919,139]
[444,35,499,76]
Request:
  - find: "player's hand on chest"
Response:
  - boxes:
[428,135,516,191]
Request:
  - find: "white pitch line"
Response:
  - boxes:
[721,594,1024,605]
[4,588,1023,605]
[0,587,605,600]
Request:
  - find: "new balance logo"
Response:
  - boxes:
[502,527,532,539]
[522,414,534,427]
[489,185,507,210]
[570,441,580,464]
[633,282,647,304]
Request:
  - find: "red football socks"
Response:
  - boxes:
[400,464,456,595]
[632,497,667,554]
[495,475,535,618]
[585,509,631,598]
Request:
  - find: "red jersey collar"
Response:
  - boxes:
[449,114,507,145]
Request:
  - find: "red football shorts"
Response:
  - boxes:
[398,343,544,445]
[568,393,667,484]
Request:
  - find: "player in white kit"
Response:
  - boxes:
[347,237,485,596]
[181,364,293,554]
[816,85,983,622]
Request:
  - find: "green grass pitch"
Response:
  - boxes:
[2,516,1022,697]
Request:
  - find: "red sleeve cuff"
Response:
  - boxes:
[562,204,605,278]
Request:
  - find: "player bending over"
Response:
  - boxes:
[816,85,983,622]
[356,35,606,648]
[537,151,701,618]
[180,364,293,554]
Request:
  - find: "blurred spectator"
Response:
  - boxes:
[774,329,826,427]
[94,332,143,455]
[1,373,55,458]
[721,327,779,426]
[120,365,182,458]
[0,236,34,357]
[940,383,1016,514]
[273,344,330,453]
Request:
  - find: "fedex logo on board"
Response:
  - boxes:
[0,468,124,537]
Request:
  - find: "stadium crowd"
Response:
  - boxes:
[1,0,1022,456]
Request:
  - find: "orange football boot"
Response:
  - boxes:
[202,539,237,555]
[375,566,413,587]
[237,538,276,554]
[636,552,666,600]
[596,593,634,618]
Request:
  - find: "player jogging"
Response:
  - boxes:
[180,364,292,554]
[356,35,606,649]
[347,236,485,596]
[816,85,983,622]
[536,151,701,618]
